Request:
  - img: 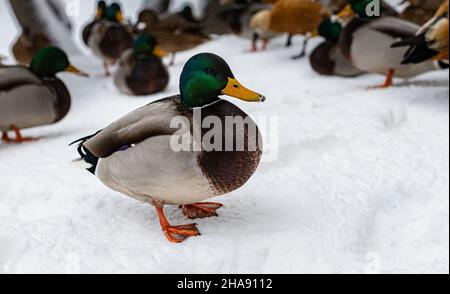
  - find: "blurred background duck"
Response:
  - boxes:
[253,0,331,58]
[136,5,210,66]
[114,33,170,96]
[0,47,88,144]
[393,0,449,65]
[310,17,365,77]
[12,28,52,66]
[83,1,134,76]
[217,0,275,51]
[337,0,448,88]
[401,0,444,25]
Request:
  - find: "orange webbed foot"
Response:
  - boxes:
[2,127,40,144]
[182,202,224,219]
[154,202,201,243]
[164,224,201,243]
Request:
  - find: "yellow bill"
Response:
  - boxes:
[66,64,89,77]
[222,77,266,102]
[153,46,168,58]
[116,11,125,22]
[96,8,103,19]
[337,4,355,20]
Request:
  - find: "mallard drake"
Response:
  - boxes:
[114,33,170,96]
[0,47,88,144]
[83,1,134,76]
[137,6,210,66]
[392,0,449,65]
[12,28,51,66]
[255,0,331,58]
[310,17,365,77]
[82,0,107,44]
[71,53,265,243]
[337,0,448,88]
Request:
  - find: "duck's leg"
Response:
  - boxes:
[292,35,309,59]
[261,39,269,51]
[153,201,200,243]
[169,53,176,66]
[1,131,11,143]
[285,34,293,48]
[10,125,39,143]
[103,61,111,77]
[182,202,223,219]
[369,69,395,89]
[251,33,259,52]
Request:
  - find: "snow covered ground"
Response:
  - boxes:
[0,0,449,274]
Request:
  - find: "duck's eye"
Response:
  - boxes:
[205,68,217,76]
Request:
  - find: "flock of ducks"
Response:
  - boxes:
[0,0,448,243]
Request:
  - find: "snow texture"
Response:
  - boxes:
[0,0,449,274]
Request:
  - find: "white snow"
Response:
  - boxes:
[0,0,449,274]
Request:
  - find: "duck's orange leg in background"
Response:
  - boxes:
[1,132,11,143]
[182,202,224,219]
[2,126,39,144]
[261,39,269,51]
[154,201,200,243]
[369,69,395,89]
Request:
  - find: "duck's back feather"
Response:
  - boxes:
[83,96,182,158]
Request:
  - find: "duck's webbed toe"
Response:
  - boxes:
[182,202,224,219]
[164,224,201,243]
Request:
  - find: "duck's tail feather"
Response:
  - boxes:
[391,34,439,64]
[69,131,101,175]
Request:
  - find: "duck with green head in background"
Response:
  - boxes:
[310,17,365,77]
[337,0,448,88]
[114,32,170,96]
[83,1,134,76]
[71,53,265,243]
[0,47,88,144]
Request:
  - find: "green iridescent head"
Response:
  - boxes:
[29,47,88,78]
[105,2,124,22]
[180,53,265,108]
[133,33,167,58]
[318,18,342,42]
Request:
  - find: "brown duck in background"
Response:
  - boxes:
[401,0,443,25]
[136,6,210,66]
[12,28,51,66]
[256,0,331,58]
[393,0,449,64]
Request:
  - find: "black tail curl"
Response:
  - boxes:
[69,131,101,175]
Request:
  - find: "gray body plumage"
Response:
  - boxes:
[0,67,69,132]
[342,17,440,78]
[83,96,262,206]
